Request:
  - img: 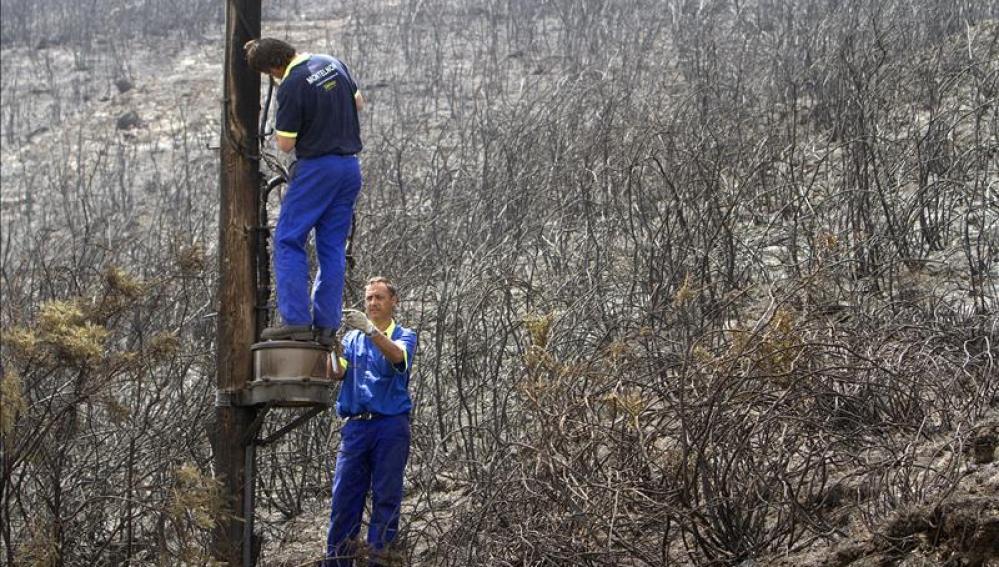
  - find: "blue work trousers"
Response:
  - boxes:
[325,414,411,567]
[274,154,361,331]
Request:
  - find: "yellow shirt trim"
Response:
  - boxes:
[282,53,310,81]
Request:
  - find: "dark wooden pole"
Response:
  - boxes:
[212,0,260,565]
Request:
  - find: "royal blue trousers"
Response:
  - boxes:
[274,154,361,331]
[325,414,411,567]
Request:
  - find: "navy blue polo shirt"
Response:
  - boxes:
[275,53,362,158]
[336,321,418,418]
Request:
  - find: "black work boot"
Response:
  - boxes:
[314,327,336,348]
[260,325,313,341]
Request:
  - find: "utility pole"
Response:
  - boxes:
[212,0,261,564]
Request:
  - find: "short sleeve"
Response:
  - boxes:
[336,57,359,95]
[392,330,417,374]
[274,80,301,138]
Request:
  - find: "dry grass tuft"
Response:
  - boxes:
[523,311,555,349]
[674,271,698,306]
[174,241,207,274]
[5,327,40,361]
[147,331,181,360]
[37,299,86,331]
[169,463,226,531]
[103,265,145,301]
[1,369,27,437]
[31,299,110,365]
[15,517,60,567]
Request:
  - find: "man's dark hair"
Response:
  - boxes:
[244,38,296,74]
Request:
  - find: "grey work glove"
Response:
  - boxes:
[342,309,377,335]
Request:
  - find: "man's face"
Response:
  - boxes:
[364,283,397,321]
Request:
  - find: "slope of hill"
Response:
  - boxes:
[2,1,997,566]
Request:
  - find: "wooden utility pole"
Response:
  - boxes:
[212,0,261,565]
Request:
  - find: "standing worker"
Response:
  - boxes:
[326,277,418,566]
[244,38,365,345]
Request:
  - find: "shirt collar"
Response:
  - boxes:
[382,320,396,338]
[282,53,310,81]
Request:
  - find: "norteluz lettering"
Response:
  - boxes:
[306,62,339,85]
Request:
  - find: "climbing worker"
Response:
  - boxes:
[244,38,365,345]
[325,276,418,567]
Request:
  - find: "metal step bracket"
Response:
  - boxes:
[234,340,338,407]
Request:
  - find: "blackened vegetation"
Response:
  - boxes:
[0,0,222,47]
[2,1,997,566]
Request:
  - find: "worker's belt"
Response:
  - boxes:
[345,411,385,421]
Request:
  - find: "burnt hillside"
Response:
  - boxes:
[1,1,997,565]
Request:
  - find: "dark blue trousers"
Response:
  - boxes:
[325,414,410,566]
[274,154,361,331]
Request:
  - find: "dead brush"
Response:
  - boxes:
[34,299,109,366]
[0,369,27,437]
[87,266,146,323]
[14,516,60,567]
[172,239,207,274]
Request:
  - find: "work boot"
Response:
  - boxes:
[314,327,336,348]
[260,325,313,341]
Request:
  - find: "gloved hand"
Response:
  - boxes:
[342,309,376,335]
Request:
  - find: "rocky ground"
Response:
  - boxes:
[773,421,999,567]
